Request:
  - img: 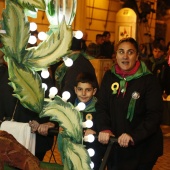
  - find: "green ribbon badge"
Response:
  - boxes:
[127,91,140,122]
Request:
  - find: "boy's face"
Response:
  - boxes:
[74,82,97,103]
[96,37,104,45]
[152,48,164,59]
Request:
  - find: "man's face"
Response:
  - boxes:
[96,37,104,45]
[105,34,110,42]
[152,48,163,59]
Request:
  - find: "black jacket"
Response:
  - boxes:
[96,69,163,169]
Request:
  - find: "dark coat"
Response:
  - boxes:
[95,69,163,170]
[0,64,54,160]
[146,56,170,95]
[80,98,106,170]
[100,41,114,59]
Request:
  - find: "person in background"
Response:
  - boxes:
[166,41,170,64]
[0,48,56,161]
[100,31,114,59]
[139,43,147,58]
[158,37,167,54]
[96,37,163,170]
[146,41,170,98]
[86,34,104,58]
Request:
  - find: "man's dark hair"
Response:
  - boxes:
[102,31,110,37]
[96,34,103,40]
[75,72,97,89]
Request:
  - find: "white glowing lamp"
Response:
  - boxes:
[62,91,71,102]
[84,134,95,143]
[75,102,86,111]
[38,31,47,41]
[82,120,93,128]
[49,87,58,99]
[90,161,94,169]
[74,30,83,39]
[42,83,48,91]
[30,22,37,31]
[28,35,37,45]
[87,148,95,157]
[63,57,73,67]
[41,70,50,79]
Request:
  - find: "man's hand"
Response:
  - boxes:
[37,122,55,136]
[29,120,39,133]
[84,129,96,136]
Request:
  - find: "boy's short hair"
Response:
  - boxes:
[152,42,164,51]
[75,72,97,89]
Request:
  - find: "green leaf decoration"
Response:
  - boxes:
[67,0,77,26]
[1,0,30,63]
[7,59,44,113]
[40,95,82,143]
[63,138,91,170]
[17,0,46,11]
[25,19,72,69]
[1,0,92,169]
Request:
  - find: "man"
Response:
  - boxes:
[100,31,114,59]
[86,34,104,58]
[146,42,170,98]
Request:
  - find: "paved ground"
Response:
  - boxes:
[153,125,170,170]
[44,125,170,170]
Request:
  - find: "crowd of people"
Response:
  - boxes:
[86,31,115,59]
[1,29,170,169]
[53,34,169,170]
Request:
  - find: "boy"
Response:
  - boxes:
[74,72,106,170]
[146,42,170,98]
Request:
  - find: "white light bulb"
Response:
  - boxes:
[49,93,55,99]
[74,30,83,39]
[48,87,58,99]
[28,35,37,44]
[38,31,47,41]
[62,91,71,102]
[41,70,50,79]
[84,134,95,143]
[90,161,94,169]
[85,120,93,128]
[82,120,93,128]
[63,57,73,67]
[42,83,47,91]
[75,102,86,111]
[30,22,37,31]
[49,87,58,95]
[87,148,95,157]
